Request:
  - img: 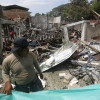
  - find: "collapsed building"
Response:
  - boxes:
[2,5,31,37]
[0,5,15,64]
[32,16,61,31]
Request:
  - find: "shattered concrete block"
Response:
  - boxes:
[0,84,3,89]
[78,79,86,87]
[59,73,66,79]
[68,83,80,89]
[69,77,78,86]
[63,79,69,84]
[92,69,100,82]
[83,75,93,84]
[64,73,72,81]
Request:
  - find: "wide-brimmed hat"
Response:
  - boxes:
[11,37,29,52]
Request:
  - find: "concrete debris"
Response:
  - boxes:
[0,84,3,89]
[64,73,72,81]
[1,13,100,92]
[38,21,100,90]
[83,75,93,85]
[59,73,66,79]
[69,77,78,86]
[78,79,86,87]
[63,79,69,84]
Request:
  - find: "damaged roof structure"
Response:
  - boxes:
[3,5,29,11]
[40,25,78,72]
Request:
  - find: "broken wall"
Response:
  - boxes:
[74,24,82,31]
[85,23,100,41]
[53,16,61,29]
[72,21,100,42]
[31,16,54,30]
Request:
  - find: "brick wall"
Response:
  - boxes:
[3,9,29,19]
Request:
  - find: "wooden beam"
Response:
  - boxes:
[0,19,15,24]
[79,39,100,53]
[92,10,100,17]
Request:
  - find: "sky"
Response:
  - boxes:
[0,0,69,16]
[0,0,91,16]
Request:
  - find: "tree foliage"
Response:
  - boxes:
[35,13,42,16]
[45,0,100,20]
[90,0,100,14]
[69,0,90,20]
[48,3,70,17]
[70,0,89,7]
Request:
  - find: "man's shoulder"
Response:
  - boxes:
[3,53,15,63]
[29,51,36,58]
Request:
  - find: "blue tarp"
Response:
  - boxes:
[0,84,100,100]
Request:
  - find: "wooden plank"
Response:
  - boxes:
[92,10,100,17]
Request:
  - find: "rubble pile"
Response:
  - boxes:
[43,55,100,90]
[1,13,100,93]
[2,27,100,91]
[42,39,100,90]
[25,29,64,63]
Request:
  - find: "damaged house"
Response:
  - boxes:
[2,5,32,36]
[0,5,15,64]
[32,16,61,31]
[2,5,30,20]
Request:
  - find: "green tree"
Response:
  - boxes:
[69,0,90,20]
[90,0,100,14]
[48,3,70,18]
[42,13,45,16]
[35,13,41,16]
[70,0,88,7]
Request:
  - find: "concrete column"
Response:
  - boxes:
[63,27,69,43]
[81,22,87,41]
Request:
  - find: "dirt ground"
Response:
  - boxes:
[43,60,70,90]
[43,60,93,90]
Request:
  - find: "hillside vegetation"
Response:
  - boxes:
[35,0,100,21]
